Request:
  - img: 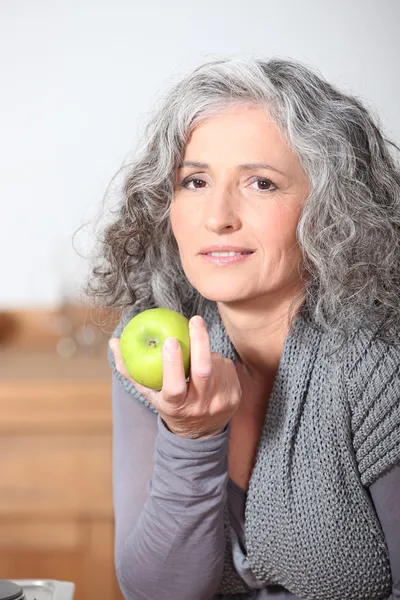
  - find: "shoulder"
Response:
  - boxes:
[344,326,400,487]
[345,326,400,407]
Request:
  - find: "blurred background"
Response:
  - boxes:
[0,0,399,598]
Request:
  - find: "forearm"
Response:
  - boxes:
[116,414,230,600]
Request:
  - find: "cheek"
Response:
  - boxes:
[170,205,195,256]
[254,206,301,251]
[170,204,183,243]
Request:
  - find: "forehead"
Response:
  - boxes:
[182,106,295,168]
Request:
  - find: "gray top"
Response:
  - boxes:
[110,300,400,599]
[112,376,400,600]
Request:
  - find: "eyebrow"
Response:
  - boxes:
[178,161,286,176]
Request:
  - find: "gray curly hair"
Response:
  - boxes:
[86,56,400,347]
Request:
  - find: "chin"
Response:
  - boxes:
[193,283,248,304]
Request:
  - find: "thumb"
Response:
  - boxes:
[109,338,160,407]
[109,338,131,379]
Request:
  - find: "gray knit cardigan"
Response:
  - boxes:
[109,300,400,600]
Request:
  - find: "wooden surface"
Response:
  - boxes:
[0,310,124,600]
[0,304,119,350]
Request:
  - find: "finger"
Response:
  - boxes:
[188,315,212,384]
[161,336,187,404]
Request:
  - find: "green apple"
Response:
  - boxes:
[120,307,191,390]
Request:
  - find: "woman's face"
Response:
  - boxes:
[170,106,310,305]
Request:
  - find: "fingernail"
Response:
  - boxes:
[164,337,178,352]
[190,316,202,328]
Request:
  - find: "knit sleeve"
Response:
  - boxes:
[347,330,400,488]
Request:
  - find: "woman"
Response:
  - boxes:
[88,57,400,599]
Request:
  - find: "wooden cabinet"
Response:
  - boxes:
[0,347,124,600]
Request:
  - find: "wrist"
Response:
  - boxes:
[162,419,228,439]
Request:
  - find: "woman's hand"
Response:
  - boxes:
[109,315,242,439]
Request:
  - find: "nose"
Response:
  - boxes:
[204,187,241,234]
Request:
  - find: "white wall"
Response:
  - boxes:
[1,0,399,308]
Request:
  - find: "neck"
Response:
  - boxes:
[217,288,306,381]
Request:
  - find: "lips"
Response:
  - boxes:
[199,245,255,254]
[205,251,252,255]
[200,251,254,266]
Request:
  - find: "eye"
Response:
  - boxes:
[179,175,277,193]
[249,177,277,192]
[180,176,207,190]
